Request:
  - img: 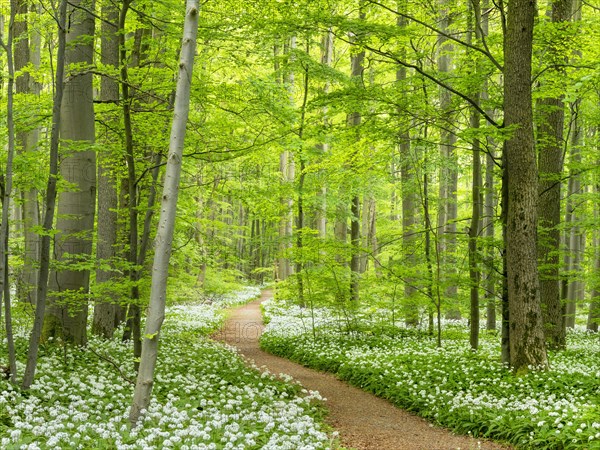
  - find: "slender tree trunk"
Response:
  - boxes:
[588,190,600,332]
[129,0,199,425]
[468,105,482,350]
[315,28,333,239]
[295,54,310,305]
[504,0,548,371]
[22,0,68,389]
[564,107,584,329]
[119,1,143,367]
[277,37,296,281]
[437,0,459,317]
[396,0,419,324]
[468,0,484,351]
[0,2,18,383]
[14,0,40,305]
[348,4,365,303]
[484,143,497,330]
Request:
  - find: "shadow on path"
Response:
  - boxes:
[213,290,511,450]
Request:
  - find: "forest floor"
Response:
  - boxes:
[214,290,512,450]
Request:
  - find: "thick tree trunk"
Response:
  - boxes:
[504,0,548,371]
[93,0,123,339]
[129,0,199,426]
[43,0,96,346]
[536,0,572,349]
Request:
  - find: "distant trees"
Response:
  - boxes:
[2,0,600,395]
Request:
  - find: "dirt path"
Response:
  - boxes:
[214,290,511,450]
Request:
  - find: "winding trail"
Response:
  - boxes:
[214,290,511,450]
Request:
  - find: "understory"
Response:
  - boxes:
[260,299,600,450]
[0,287,334,449]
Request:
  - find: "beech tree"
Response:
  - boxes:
[129,0,199,425]
[43,0,96,345]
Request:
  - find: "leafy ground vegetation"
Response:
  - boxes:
[0,288,333,449]
[261,300,600,450]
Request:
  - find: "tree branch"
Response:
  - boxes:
[366,0,503,72]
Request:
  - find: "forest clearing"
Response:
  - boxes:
[1,0,600,448]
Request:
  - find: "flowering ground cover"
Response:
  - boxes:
[0,287,334,449]
[260,300,600,449]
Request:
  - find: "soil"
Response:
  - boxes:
[213,290,512,450]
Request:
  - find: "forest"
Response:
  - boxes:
[0,0,599,448]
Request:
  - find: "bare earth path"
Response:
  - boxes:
[214,291,511,450]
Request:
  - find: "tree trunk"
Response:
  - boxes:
[396,0,419,324]
[129,0,199,426]
[277,37,296,281]
[504,0,548,371]
[467,0,484,351]
[22,0,68,390]
[468,106,482,350]
[437,0,459,318]
[315,28,333,239]
[348,3,365,304]
[536,0,572,349]
[500,146,510,365]
[14,0,40,306]
[564,106,584,329]
[0,2,19,383]
[295,53,310,305]
[93,0,123,339]
[43,0,96,346]
[588,193,600,332]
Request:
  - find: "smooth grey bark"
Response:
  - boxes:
[564,101,584,330]
[504,0,548,371]
[22,0,68,390]
[93,0,122,339]
[129,0,199,425]
[43,0,96,345]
